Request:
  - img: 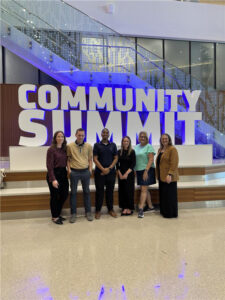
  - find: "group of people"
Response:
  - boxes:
[46,128,179,225]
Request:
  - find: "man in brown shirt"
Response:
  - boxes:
[67,128,93,223]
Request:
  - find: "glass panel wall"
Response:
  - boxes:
[191,42,214,89]
[164,40,190,89]
[81,35,105,72]
[136,38,164,88]
[165,40,189,74]
[216,43,225,90]
[106,36,136,73]
[137,38,163,57]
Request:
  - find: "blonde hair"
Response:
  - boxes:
[138,131,149,145]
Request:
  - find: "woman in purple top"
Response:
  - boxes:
[46,131,69,225]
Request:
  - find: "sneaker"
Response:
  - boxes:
[138,209,144,218]
[86,212,93,221]
[70,214,76,223]
[143,205,155,213]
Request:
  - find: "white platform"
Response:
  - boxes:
[9,145,213,171]
[1,177,225,197]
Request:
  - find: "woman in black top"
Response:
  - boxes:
[46,131,69,225]
[117,136,136,216]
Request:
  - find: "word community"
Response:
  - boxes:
[18,84,202,146]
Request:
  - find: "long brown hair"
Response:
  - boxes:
[120,136,132,156]
[51,131,67,151]
[159,133,173,150]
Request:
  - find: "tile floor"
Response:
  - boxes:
[1,207,225,300]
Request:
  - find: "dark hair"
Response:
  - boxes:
[101,128,109,134]
[51,131,67,150]
[159,133,173,149]
[76,128,85,134]
[121,136,132,156]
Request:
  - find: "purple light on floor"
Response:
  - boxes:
[178,260,186,279]
[98,286,105,300]
[121,285,127,300]
[194,272,200,277]
[176,286,189,299]
[69,295,79,300]
[154,284,161,289]
[37,287,49,294]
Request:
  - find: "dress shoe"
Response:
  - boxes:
[109,210,117,218]
[59,216,66,221]
[95,212,101,219]
[126,211,133,216]
[52,218,63,225]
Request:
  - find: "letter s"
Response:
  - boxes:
[18,110,47,146]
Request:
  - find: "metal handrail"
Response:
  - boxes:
[0,6,77,63]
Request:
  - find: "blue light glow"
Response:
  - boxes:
[98,286,105,300]
[121,285,127,300]
[37,287,49,294]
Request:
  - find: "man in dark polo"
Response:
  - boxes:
[93,128,118,219]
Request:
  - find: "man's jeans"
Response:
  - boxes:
[70,169,91,214]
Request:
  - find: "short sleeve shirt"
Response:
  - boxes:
[67,142,92,169]
[134,144,155,171]
[93,141,117,173]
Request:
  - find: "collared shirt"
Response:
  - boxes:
[67,142,92,169]
[93,141,117,173]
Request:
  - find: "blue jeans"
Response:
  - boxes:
[70,169,91,214]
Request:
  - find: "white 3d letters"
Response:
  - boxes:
[18,85,202,146]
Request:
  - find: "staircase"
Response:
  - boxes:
[0,0,224,157]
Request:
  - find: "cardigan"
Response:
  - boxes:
[155,145,179,182]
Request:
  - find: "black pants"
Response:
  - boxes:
[47,168,69,218]
[94,171,116,212]
[118,172,135,210]
[159,180,178,218]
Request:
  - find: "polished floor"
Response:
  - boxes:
[1,207,225,300]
